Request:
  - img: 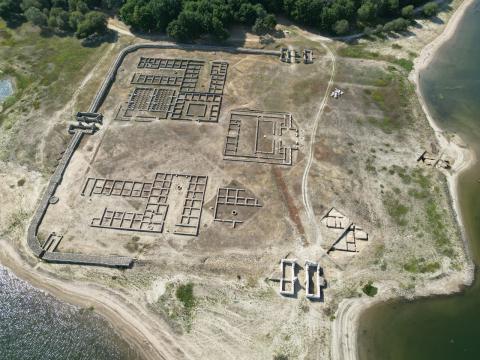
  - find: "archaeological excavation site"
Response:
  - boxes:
[20,37,467,359]
[27,43,356,301]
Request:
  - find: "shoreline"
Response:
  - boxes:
[0,241,182,360]
[332,0,477,359]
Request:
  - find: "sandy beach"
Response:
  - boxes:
[331,0,477,359]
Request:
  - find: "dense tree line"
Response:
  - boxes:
[0,0,113,38]
[119,0,278,40]
[119,0,439,40]
[0,0,441,41]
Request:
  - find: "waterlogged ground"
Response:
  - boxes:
[0,266,140,360]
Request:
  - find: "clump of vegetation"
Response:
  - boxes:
[176,282,196,311]
[384,194,409,226]
[362,281,378,297]
[340,45,415,73]
[423,2,439,17]
[0,0,109,39]
[17,178,25,186]
[151,282,198,333]
[403,257,440,273]
[392,58,413,72]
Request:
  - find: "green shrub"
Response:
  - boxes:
[362,281,378,297]
[423,2,439,17]
[176,283,195,310]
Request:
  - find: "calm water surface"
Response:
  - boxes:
[0,79,13,102]
[358,1,480,359]
[0,265,140,360]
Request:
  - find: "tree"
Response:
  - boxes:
[384,17,409,32]
[283,0,324,26]
[423,2,439,17]
[148,0,182,31]
[235,3,262,25]
[401,5,414,19]
[21,0,48,12]
[68,10,84,29]
[75,10,107,37]
[68,0,89,13]
[25,6,47,26]
[252,13,276,35]
[0,0,21,19]
[357,1,376,23]
[333,19,349,35]
[386,0,399,14]
[166,10,203,41]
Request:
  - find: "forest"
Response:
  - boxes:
[0,0,439,40]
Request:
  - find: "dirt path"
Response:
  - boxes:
[301,42,336,248]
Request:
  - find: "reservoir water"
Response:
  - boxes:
[358,1,480,359]
[0,78,13,102]
[0,265,140,360]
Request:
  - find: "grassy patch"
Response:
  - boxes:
[403,257,440,273]
[152,282,198,333]
[338,46,380,60]
[339,44,414,73]
[0,20,108,168]
[384,195,409,226]
[367,117,399,134]
[176,282,196,311]
[392,58,413,72]
[362,281,378,297]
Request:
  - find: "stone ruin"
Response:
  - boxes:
[417,150,451,170]
[223,109,300,166]
[116,57,228,123]
[321,208,369,254]
[82,172,208,236]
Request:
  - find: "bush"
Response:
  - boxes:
[176,283,195,310]
[75,10,107,38]
[0,0,22,18]
[251,13,276,35]
[333,19,349,35]
[401,5,414,19]
[383,17,409,33]
[423,2,439,17]
[362,281,378,297]
[24,6,48,27]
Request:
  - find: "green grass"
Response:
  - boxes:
[384,195,409,226]
[403,257,440,273]
[0,20,108,169]
[339,44,414,73]
[392,58,413,72]
[389,167,454,257]
[176,282,196,311]
[0,20,105,114]
[338,46,380,60]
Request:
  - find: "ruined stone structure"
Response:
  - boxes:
[26,43,284,268]
[279,259,297,296]
[223,109,299,166]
